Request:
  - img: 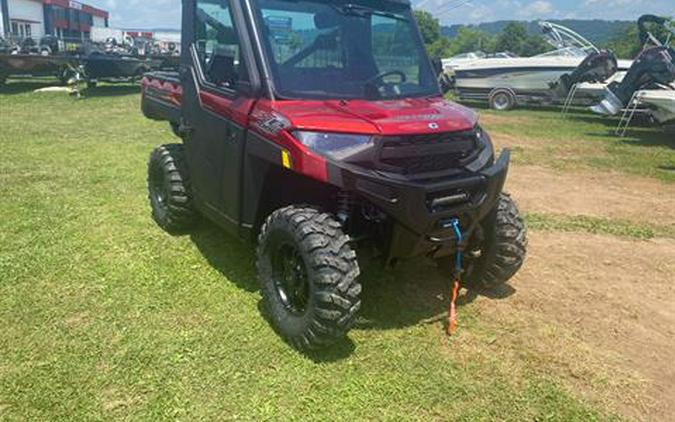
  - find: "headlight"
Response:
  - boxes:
[465,125,495,171]
[293,131,373,161]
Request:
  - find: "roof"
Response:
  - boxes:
[43,0,109,19]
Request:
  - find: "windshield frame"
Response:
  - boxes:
[247,0,441,101]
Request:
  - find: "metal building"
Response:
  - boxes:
[0,0,109,41]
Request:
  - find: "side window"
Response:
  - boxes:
[260,9,343,69]
[195,0,247,89]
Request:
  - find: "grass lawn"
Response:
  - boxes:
[3,80,671,420]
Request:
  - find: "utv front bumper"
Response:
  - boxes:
[329,150,510,261]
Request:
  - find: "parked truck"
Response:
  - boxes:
[141,0,527,350]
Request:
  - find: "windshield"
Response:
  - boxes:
[535,46,588,58]
[252,0,440,100]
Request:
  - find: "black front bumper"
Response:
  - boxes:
[328,150,510,261]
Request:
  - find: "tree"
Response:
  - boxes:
[495,22,528,54]
[494,22,551,56]
[413,10,441,45]
[521,33,552,56]
[605,18,673,59]
[427,36,453,59]
[449,27,496,56]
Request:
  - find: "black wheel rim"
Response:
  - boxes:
[149,165,168,210]
[272,243,310,316]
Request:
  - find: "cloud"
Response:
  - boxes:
[82,0,674,28]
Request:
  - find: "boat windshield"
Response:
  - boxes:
[535,46,589,58]
[251,0,440,100]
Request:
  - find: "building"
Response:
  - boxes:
[1,0,109,41]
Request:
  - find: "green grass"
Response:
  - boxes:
[0,80,639,420]
[525,214,675,240]
[472,104,675,183]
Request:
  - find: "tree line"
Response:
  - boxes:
[414,10,673,60]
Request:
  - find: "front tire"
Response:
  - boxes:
[257,206,361,351]
[467,193,527,289]
[147,144,197,234]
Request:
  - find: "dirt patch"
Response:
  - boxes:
[473,232,675,421]
[506,165,675,224]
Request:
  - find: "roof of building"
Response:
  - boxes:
[43,0,109,19]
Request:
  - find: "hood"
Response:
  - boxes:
[273,96,479,136]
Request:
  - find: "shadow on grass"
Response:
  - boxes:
[355,261,516,331]
[618,131,675,149]
[189,221,515,360]
[189,223,356,362]
[83,84,140,98]
[0,79,140,98]
[459,99,566,114]
[0,79,64,95]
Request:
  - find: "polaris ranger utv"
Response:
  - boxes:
[141,0,527,350]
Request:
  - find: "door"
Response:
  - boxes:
[181,0,254,230]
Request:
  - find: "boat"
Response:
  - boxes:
[638,89,675,124]
[450,21,632,110]
[590,15,675,128]
[0,36,79,87]
[81,36,179,87]
[442,51,518,73]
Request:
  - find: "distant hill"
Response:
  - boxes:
[442,20,634,46]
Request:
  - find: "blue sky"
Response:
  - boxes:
[85,0,673,29]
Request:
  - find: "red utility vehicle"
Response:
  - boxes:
[141,0,527,350]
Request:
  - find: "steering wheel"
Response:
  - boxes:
[366,70,407,86]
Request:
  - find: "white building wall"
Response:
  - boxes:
[92,15,105,28]
[153,31,181,44]
[7,0,44,39]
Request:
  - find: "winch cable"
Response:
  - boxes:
[447,218,464,336]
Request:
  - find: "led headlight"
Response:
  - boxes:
[466,125,495,171]
[293,131,373,161]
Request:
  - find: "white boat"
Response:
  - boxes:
[442,51,517,73]
[450,22,631,110]
[590,15,675,129]
[639,89,675,124]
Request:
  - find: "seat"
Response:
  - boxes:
[206,46,237,87]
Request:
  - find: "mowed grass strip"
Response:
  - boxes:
[526,213,675,240]
[0,81,625,420]
[474,105,675,183]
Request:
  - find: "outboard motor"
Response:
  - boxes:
[592,46,675,115]
[638,15,669,47]
[552,49,619,97]
[39,35,59,55]
[19,37,38,54]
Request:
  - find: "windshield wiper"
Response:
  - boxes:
[333,4,409,22]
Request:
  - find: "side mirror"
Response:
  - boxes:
[431,58,453,94]
[431,57,444,76]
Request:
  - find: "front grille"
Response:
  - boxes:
[376,130,479,175]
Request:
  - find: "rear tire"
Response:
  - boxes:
[257,206,361,351]
[489,88,517,111]
[466,193,527,289]
[147,144,197,234]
